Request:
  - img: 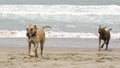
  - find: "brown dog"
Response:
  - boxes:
[26,24,51,57]
[98,25,112,51]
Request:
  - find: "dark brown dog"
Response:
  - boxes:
[98,25,112,51]
[26,24,51,57]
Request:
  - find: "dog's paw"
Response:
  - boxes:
[98,49,101,51]
[31,52,35,56]
[104,48,108,50]
[27,56,31,59]
[35,55,39,58]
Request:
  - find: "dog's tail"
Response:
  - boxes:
[108,29,112,32]
[42,26,52,29]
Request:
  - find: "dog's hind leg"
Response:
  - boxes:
[99,38,101,51]
[40,40,45,56]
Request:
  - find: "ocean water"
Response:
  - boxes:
[0,5,120,39]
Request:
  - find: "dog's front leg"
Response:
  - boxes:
[34,43,38,57]
[40,40,44,56]
[105,41,109,50]
[99,38,101,51]
[28,42,31,57]
[101,41,106,48]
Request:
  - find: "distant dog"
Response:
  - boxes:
[26,24,51,57]
[98,25,112,51]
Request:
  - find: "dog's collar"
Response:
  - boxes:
[31,31,37,37]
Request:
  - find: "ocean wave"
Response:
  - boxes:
[0,30,26,38]
[0,30,120,39]
[0,5,120,17]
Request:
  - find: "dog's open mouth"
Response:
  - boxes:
[26,33,30,39]
[26,32,36,39]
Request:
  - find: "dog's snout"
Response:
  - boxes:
[26,29,31,36]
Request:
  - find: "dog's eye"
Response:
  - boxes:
[26,28,28,31]
[30,29,33,31]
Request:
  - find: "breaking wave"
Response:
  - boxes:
[0,30,120,39]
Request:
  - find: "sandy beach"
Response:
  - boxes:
[0,46,120,68]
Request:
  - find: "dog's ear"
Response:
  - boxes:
[34,25,37,29]
[103,26,106,29]
[99,25,101,29]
